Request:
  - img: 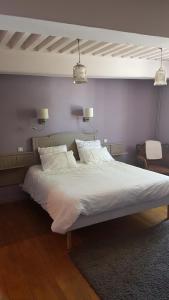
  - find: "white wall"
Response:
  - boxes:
[0,49,168,79]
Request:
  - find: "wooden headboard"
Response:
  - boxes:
[32,132,96,162]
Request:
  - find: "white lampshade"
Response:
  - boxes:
[84,107,93,118]
[154,48,167,86]
[38,108,49,120]
[73,39,87,84]
[154,67,167,86]
[73,63,87,84]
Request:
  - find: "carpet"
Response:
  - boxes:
[70,221,169,300]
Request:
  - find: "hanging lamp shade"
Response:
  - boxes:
[154,67,167,86]
[73,39,87,84]
[154,48,167,86]
[73,63,87,84]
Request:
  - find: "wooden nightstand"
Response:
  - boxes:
[0,152,35,187]
[105,143,128,162]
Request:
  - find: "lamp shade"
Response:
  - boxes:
[154,67,167,86]
[73,63,87,84]
[84,107,93,118]
[38,108,49,120]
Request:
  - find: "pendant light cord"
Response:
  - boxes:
[160,48,163,68]
[77,39,80,64]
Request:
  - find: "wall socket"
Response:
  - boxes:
[103,138,108,144]
[17,147,24,152]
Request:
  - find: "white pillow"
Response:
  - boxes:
[40,150,77,171]
[38,144,67,156]
[75,139,101,162]
[79,147,114,164]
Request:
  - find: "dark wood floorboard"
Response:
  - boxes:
[0,198,167,300]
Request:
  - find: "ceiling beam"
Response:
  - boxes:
[7,32,24,49]
[138,49,160,59]
[47,37,70,52]
[102,44,128,56]
[70,40,95,54]
[21,33,41,50]
[0,30,7,43]
[81,42,108,55]
[147,50,169,60]
[92,43,117,55]
[34,36,55,51]
[59,39,78,53]
[121,46,145,57]
[130,47,156,58]
[111,45,135,57]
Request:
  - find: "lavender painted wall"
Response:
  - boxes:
[104,80,157,157]
[0,75,159,202]
[0,75,157,160]
[157,87,169,143]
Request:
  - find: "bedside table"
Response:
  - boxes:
[105,143,128,162]
[0,152,35,187]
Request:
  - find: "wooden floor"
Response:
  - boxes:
[0,199,167,300]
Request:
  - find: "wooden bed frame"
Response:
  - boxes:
[32,132,169,250]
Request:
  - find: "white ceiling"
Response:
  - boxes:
[0,30,168,61]
[0,15,169,79]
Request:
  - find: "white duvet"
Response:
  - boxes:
[23,161,169,234]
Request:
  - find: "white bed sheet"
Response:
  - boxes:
[23,161,169,234]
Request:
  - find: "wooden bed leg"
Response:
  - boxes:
[167,206,169,220]
[67,232,72,251]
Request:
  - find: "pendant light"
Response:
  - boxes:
[73,39,87,84]
[154,48,167,86]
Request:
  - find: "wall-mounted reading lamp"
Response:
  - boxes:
[38,108,49,124]
[32,108,49,131]
[83,107,94,122]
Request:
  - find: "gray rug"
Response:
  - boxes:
[70,221,169,300]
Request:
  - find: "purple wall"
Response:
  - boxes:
[104,80,157,158]
[0,75,157,159]
[157,87,169,143]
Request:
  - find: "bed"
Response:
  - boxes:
[23,132,169,249]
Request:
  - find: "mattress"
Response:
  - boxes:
[23,161,169,234]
